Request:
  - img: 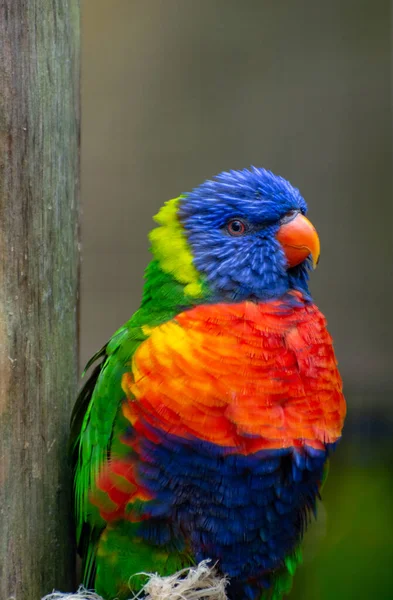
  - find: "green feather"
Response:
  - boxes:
[71,322,145,582]
[71,198,212,585]
[95,522,193,600]
[260,547,303,600]
[70,257,210,584]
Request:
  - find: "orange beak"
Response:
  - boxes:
[276,213,320,269]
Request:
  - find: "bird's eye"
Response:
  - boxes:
[280,210,299,225]
[226,219,247,236]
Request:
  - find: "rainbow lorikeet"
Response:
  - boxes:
[71,168,346,600]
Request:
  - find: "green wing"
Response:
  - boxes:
[70,320,148,584]
[70,258,208,583]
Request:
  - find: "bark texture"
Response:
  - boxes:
[0,2,80,597]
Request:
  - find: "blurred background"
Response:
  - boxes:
[81,2,393,598]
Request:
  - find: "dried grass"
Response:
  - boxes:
[41,560,228,600]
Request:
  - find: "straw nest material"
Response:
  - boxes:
[41,560,228,600]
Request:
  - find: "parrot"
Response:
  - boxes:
[71,167,346,600]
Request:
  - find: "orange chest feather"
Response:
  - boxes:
[122,294,346,453]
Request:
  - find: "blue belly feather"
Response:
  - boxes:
[126,424,332,599]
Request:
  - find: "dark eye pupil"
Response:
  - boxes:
[226,218,247,236]
[231,221,242,232]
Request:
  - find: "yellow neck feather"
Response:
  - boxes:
[148,197,204,299]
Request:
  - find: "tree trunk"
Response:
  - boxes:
[0,2,80,598]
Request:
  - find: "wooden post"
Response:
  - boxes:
[0,2,80,598]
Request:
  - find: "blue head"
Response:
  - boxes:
[178,167,320,302]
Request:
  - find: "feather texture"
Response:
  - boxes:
[71,167,346,600]
[88,295,344,599]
